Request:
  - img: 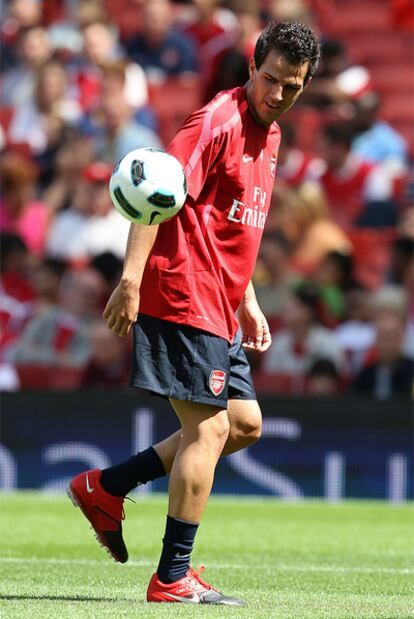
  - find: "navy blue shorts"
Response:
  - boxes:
[130,314,256,409]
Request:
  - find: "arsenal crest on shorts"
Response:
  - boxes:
[209,370,226,396]
[269,152,277,178]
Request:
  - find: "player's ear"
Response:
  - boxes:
[248,57,256,80]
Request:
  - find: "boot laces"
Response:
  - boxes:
[121,495,136,520]
[191,566,219,592]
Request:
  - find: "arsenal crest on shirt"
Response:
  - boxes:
[209,370,226,396]
[269,153,277,178]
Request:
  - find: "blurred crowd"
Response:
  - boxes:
[0,0,413,398]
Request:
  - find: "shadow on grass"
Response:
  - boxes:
[0,594,139,603]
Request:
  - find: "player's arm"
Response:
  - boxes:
[167,108,222,204]
[103,223,158,337]
[238,280,272,353]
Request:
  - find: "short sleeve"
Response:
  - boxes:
[167,109,223,203]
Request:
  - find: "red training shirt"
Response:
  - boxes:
[318,159,375,229]
[139,86,281,342]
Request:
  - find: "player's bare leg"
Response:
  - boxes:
[67,400,261,566]
[147,399,244,604]
[154,399,262,474]
[167,399,230,521]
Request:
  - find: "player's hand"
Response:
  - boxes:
[103,280,140,338]
[238,299,272,353]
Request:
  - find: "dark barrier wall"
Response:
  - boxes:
[0,392,412,501]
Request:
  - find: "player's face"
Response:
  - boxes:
[246,50,309,126]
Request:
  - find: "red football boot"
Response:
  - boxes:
[67,469,128,563]
[147,566,244,605]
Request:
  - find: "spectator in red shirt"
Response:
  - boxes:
[181,0,238,87]
[9,267,105,370]
[30,257,68,316]
[277,120,321,188]
[0,234,34,359]
[182,0,237,50]
[0,233,35,302]
[1,256,67,360]
[203,0,262,102]
[314,122,397,229]
[81,320,130,388]
[75,18,149,114]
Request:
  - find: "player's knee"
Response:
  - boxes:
[211,411,231,446]
[242,411,262,445]
[232,406,262,446]
[195,410,230,453]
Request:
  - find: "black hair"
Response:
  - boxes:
[390,237,414,283]
[40,257,67,278]
[0,233,27,267]
[320,38,345,60]
[324,250,354,276]
[254,21,320,84]
[307,358,339,379]
[262,230,293,253]
[292,280,320,312]
[322,122,355,150]
[90,251,123,285]
[393,237,414,260]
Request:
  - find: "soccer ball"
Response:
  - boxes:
[109,147,187,225]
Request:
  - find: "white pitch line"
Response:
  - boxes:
[0,556,413,575]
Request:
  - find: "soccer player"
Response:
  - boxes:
[68,21,320,605]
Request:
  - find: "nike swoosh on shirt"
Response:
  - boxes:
[242,154,253,163]
[85,473,94,493]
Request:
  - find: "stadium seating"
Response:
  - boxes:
[251,372,301,395]
[327,0,414,154]
[0,106,13,135]
[284,106,324,154]
[148,77,202,145]
[329,1,391,35]
[15,365,83,390]
[347,227,396,289]
[345,32,412,65]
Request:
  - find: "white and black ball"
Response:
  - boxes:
[109,147,187,225]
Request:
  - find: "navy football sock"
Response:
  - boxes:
[100,446,166,497]
[157,515,199,584]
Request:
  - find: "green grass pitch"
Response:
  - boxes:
[0,493,413,618]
